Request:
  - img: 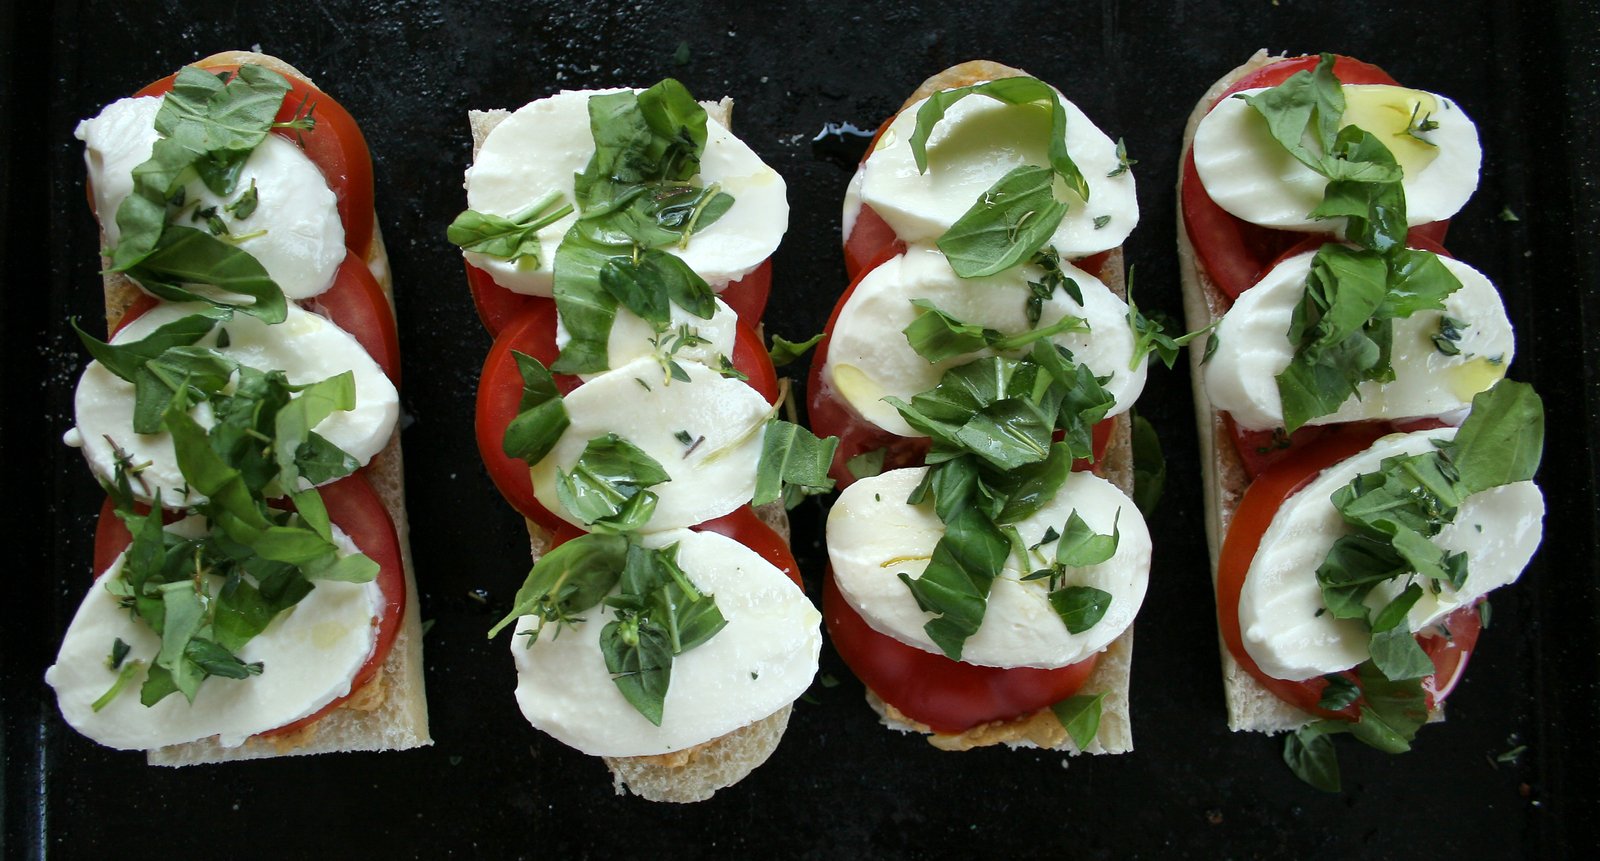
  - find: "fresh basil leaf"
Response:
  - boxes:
[293,432,360,485]
[909,77,1089,201]
[446,191,572,264]
[993,442,1072,525]
[1308,127,1407,253]
[635,78,709,180]
[139,662,181,707]
[125,226,287,323]
[1130,413,1166,516]
[1348,661,1427,752]
[1235,56,1345,175]
[600,615,675,726]
[554,433,671,532]
[1316,533,1404,620]
[1053,509,1120,567]
[1317,674,1361,711]
[502,352,571,463]
[1050,691,1107,750]
[1448,380,1544,495]
[183,638,263,680]
[1284,721,1347,793]
[599,248,716,327]
[1379,249,1462,317]
[898,507,1009,660]
[1370,582,1424,634]
[156,583,208,702]
[131,346,237,433]
[1047,585,1112,634]
[768,332,825,367]
[1368,622,1436,681]
[903,298,1088,364]
[91,659,144,712]
[551,232,624,374]
[937,165,1068,278]
[845,447,886,480]
[753,419,839,507]
[1276,244,1390,433]
[488,533,629,639]
[72,310,228,383]
[271,371,356,491]
[163,407,272,539]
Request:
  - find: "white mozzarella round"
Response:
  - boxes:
[858,84,1138,259]
[1240,429,1544,680]
[822,247,1145,438]
[463,89,789,296]
[46,517,384,750]
[554,296,739,382]
[71,302,399,508]
[841,166,865,244]
[1204,250,1514,431]
[512,528,821,757]
[77,96,345,301]
[828,467,1150,669]
[1192,84,1481,232]
[530,356,770,531]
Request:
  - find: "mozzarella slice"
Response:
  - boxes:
[822,246,1145,437]
[1240,429,1544,680]
[841,165,865,243]
[463,89,788,296]
[1192,84,1481,231]
[858,84,1138,259]
[530,356,770,531]
[1204,250,1514,430]
[554,297,739,382]
[77,96,345,301]
[70,302,399,508]
[512,528,820,757]
[46,517,383,750]
[828,467,1150,669]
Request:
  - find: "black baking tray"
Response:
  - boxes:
[5,1,1597,857]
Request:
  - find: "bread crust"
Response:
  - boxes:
[86,51,431,764]
[1176,50,1442,734]
[844,61,1138,754]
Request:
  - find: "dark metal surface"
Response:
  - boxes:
[5,1,1597,857]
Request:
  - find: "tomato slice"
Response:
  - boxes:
[467,258,774,338]
[304,252,401,386]
[844,204,907,281]
[1180,54,1455,303]
[547,505,802,591]
[90,475,406,738]
[476,301,778,530]
[135,62,375,261]
[111,293,161,336]
[1214,428,1480,719]
[824,570,1098,734]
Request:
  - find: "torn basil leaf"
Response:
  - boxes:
[502,352,570,463]
[1047,585,1112,634]
[1284,721,1346,792]
[554,434,671,533]
[768,332,826,367]
[753,419,839,508]
[1130,413,1166,516]
[447,191,573,265]
[902,298,1088,364]
[909,76,1089,201]
[1050,691,1107,750]
[937,165,1068,278]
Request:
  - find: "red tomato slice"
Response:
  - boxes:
[1214,428,1480,720]
[824,569,1098,734]
[112,293,162,336]
[135,62,375,261]
[547,505,803,590]
[90,475,406,738]
[304,252,401,386]
[717,259,774,327]
[476,301,778,531]
[1180,55,1453,303]
[467,258,774,338]
[844,204,907,281]
[1224,413,1450,480]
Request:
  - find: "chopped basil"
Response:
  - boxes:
[845,448,886,480]
[1130,413,1166,516]
[1284,721,1346,792]
[1316,674,1360,710]
[1050,691,1107,749]
[1025,247,1082,325]
[447,190,574,266]
[1048,585,1112,634]
[107,638,132,670]
[501,352,570,463]
[936,165,1067,278]
[1107,137,1137,178]
[767,332,825,367]
[753,419,838,508]
[909,77,1089,201]
[554,434,671,533]
[902,297,1087,364]
[1126,272,1215,370]
[1432,315,1468,356]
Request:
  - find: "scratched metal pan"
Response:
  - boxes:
[4,0,1596,857]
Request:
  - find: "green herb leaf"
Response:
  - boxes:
[1368,621,1436,681]
[1317,674,1361,711]
[502,352,570,463]
[1130,413,1166,516]
[72,309,228,384]
[898,507,1010,660]
[554,434,671,533]
[600,615,674,725]
[1126,273,1214,370]
[1047,585,1113,634]
[753,419,838,507]
[768,332,826,367]
[124,226,288,323]
[1348,661,1427,752]
[1284,721,1347,792]
[1050,691,1107,750]
[846,448,886,480]
[902,298,1088,364]
[487,533,629,639]
[909,77,1089,201]
[936,165,1068,278]
[550,232,625,374]
[91,658,145,712]
[447,190,573,265]
[1052,508,1121,567]
[1448,380,1544,495]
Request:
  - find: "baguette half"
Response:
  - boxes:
[841,60,1137,755]
[88,51,431,764]
[475,100,802,802]
[1176,50,1442,734]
